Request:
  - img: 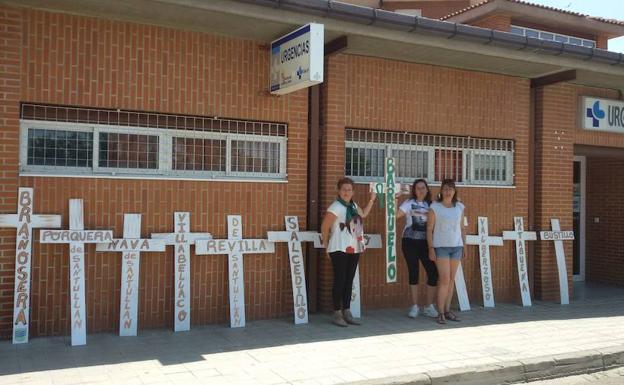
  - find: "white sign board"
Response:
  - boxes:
[40,199,113,346]
[581,97,624,133]
[466,217,504,308]
[270,23,323,95]
[0,188,61,344]
[96,214,165,336]
[267,216,319,324]
[502,217,536,307]
[196,216,275,328]
[152,212,212,332]
[540,218,574,305]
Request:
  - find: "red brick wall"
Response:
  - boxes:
[0,6,309,339]
[320,54,531,311]
[586,158,624,285]
[533,84,575,301]
[471,13,511,31]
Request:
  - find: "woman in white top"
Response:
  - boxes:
[426,179,466,324]
[321,177,376,327]
[396,179,438,319]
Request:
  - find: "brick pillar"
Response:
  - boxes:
[595,34,609,50]
[0,5,22,339]
[533,84,575,301]
[319,54,347,312]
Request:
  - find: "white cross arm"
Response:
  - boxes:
[369,182,410,195]
[503,231,537,241]
[310,233,382,249]
[267,231,319,243]
[151,232,213,245]
[40,230,114,244]
[196,239,275,255]
[539,231,575,241]
[96,239,166,252]
[0,214,61,228]
[465,235,504,246]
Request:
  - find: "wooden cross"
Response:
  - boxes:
[503,217,537,307]
[267,216,319,324]
[151,212,212,332]
[95,214,165,336]
[39,199,113,346]
[310,233,383,318]
[0,188,61,344]
[539,218,575,305]
[195,215,274,328]
[466,216,504,308]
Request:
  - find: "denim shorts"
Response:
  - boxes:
[434,246,463,260]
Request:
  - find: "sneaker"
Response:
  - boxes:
[408,305,419,318]
[343,309,362,325]
[422,304,439,318]
[332,310,348,327]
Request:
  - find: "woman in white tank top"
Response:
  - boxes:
[426,179,466,324]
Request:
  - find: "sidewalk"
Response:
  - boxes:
[2,283,624,385]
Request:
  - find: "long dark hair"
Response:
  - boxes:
[411,178,432,204]
[436,178,458,206]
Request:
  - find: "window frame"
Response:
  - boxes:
[20,120,288,181]
[510,24,596,48]
[345,131,514,187]
[463,149,514,186]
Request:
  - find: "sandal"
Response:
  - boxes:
[444,311,460,322]
[436,314,446,324]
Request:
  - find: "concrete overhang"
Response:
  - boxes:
[3,0,624,91]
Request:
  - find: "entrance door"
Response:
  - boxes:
[573,156,586,281]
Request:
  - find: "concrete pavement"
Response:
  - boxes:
[1,283,624,385]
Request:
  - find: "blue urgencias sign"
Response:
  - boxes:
[270,23,324,95]
[582,97,624,133]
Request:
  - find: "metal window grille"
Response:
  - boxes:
[20,104,287,180]
[510,25,595,48]
[27,128,93,167]
[98,132,159,169]
[345,128,514,186]
[172,137,226,172]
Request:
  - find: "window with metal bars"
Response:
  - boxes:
[19,104,287,180]
[345,128,514,186]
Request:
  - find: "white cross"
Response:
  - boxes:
[0,188,61,344]
[368,157,411,283]
[96,214,165,336]
[310,233,383,318]
[267,216,319,324]
[39,199,113,346]
[539,218,575,305]
[503,217,537,307]
[195,215,274,328]
[466,216,504,308]
[152,212,212,332]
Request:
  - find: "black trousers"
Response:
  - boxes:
[330,251,360,311]
[401,238,438,286]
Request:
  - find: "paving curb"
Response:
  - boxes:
[345,346,624,385]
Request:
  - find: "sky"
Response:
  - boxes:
[523,0,624,52]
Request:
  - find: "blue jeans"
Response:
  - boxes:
[434,246,463,260]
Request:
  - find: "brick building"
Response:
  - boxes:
[1,0,624,340]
